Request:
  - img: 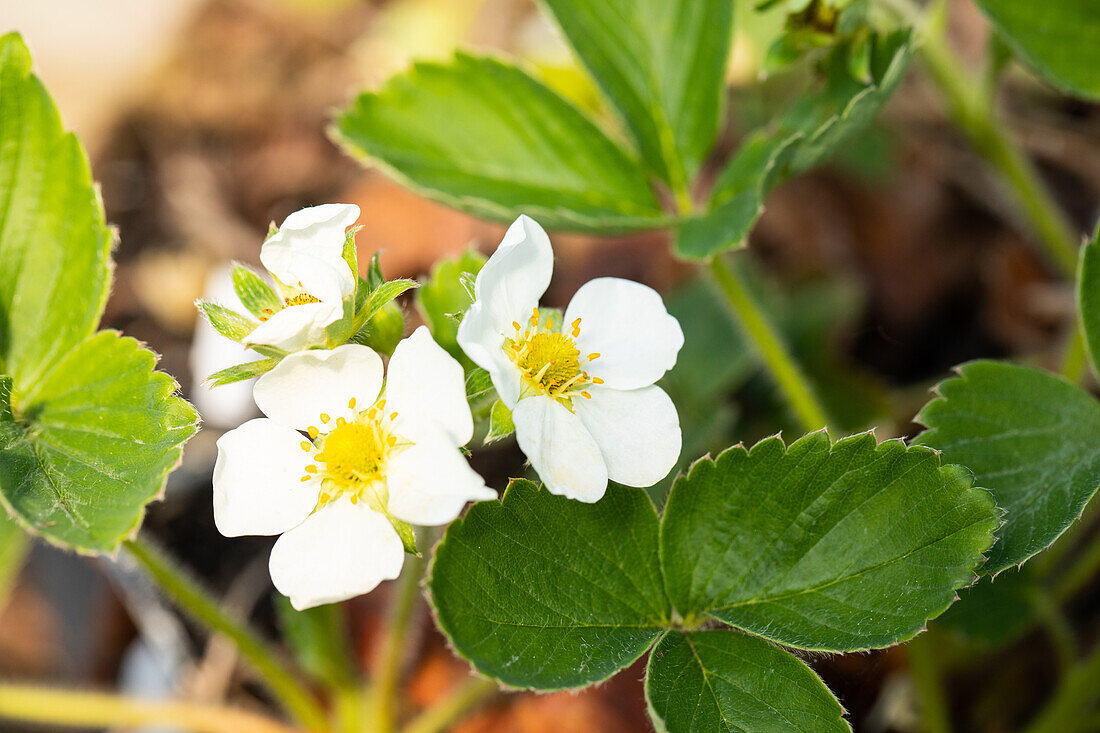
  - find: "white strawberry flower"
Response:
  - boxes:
[457,216,684,503]
[213,326,494,610]
[244,204,361,352]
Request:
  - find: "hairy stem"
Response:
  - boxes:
[0,683,301,733]
[707,255,830,432]
[401,677,499,733]
[1023,641,1100,733]
[906,634,953,733]
[124,537,327,731]
[911,0,1080,278]
[368,533,428,733]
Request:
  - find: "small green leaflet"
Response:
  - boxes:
[207,358,282,387]
[197,301,258,342]
[334,52,667,233]
[916,360,1100,574]
[971,0,1100,101]
[646,630,849,733]
[1077,226,1100,374]
[429,479,669,689]
[0,34,197,554]
[660,432,998,651]
[676,31,912,259]
[539,0,734,188]
[0,336,196,554]
[484,399,515,444]
[231,264,281,319]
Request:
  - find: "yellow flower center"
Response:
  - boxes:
[503,308,603,407]
[258,291,322,321]
[298,398,409,512]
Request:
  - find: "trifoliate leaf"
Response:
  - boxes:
[646,630,850,733]
[335,52,667,233]
[916,360,1100,573]
[429,479,670,689]
[539,0,735,186]
[0,334,197,554]
[231,264,281,319]
[197,301,258,343]
[0,33,111,394]
[660,432,998,651]
[971,0,1100,101]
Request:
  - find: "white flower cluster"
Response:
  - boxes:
[212,207,684,609]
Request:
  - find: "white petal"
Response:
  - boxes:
[386,326,474,445]
[575,386,681,488]
[268,499,404,610]
[512,395,607,503]
[262,204,359,293]
[457,216,553,378]
[285,253,354,302]
[254,345,383,430]
[564,277,684,390]
[213,419,319,537]
[244,300,341,352]
[386,430,496,526]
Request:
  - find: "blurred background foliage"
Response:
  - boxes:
[0,0,1097,730]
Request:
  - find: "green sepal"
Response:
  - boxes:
[230,264,281,319]
[484,399,515,444]
[388,514,419,556]
[197,301,258,342]
[342,226,361,282]
[207,358,282,386]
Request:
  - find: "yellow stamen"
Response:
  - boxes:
[587,353,600,361]
[592,377,604,384]
[300,441,311,451]
[348,397,357,409]
[581,391,592,399]
[307,426,319,439]
[304,465,317,473]
[320,413,330,424]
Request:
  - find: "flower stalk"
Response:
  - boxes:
[0,683,302,733]
[124,537,327,731]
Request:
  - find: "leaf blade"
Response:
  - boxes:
[428,479,669,690]
[660,432,998,651]
[335,52,667,233]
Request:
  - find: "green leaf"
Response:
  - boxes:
[335,52,667,233]
[661,432,998,651]
[1077,226,1100,375]
[0,33,112,393]
[275,597,356,688]
[207,358,281,386]
[484,399,515,444]
[0,334,197,554]
[915,360,1100,573]
[539,0,735,186]
[971,0,1100,101]
[0,511,29,610]
[417,249,486,363]
[231,264,281,319]
[646,630,849,733]
[429,479,670,689]
[197,301,258,343]
[675,30,911,259]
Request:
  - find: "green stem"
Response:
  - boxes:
[914,0,1080,279]
[0,683,302,733]
[707,255,830,432]
[1055,527,1100,603]
[368,533,428,733]
[124,538,327,731]
[1061,325,1088,383]
[1022,641,1100,733]
[906,634,953,733]
[400,677,499,733]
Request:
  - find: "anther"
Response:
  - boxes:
[587,352,600,361]
[300,441,311,451]
[592,377,604,384]
[513,321,522,331]
[390,411,399,421]
[299,475,311,482]
[581,390,592,399]
[320,413,330,424]
[348,397,357,409]
[308,426,319,439]
[305,465,317,473]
